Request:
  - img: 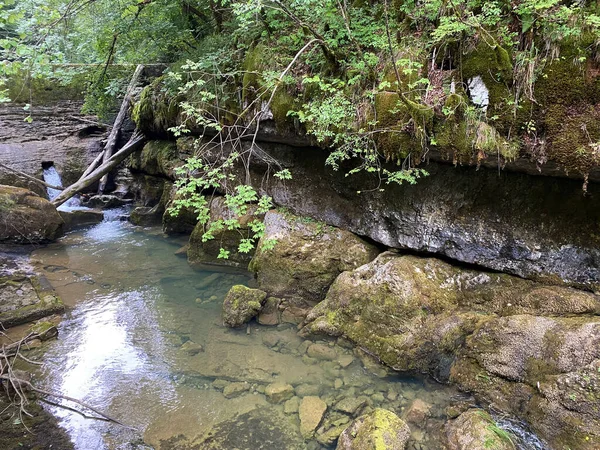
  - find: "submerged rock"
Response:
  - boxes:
[0,185,63,243]
[445,409,515,450]
[222,285,267,328]
[249,210,379,320]
[337,408,411,450]
[0,274,64,328]
[299,396,327,438]
[265,382,295,404]
[59,209,104,231]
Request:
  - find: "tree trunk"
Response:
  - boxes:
[52,133,145,208]
[97,64,144,194]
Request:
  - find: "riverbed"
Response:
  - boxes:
[28,212,479,449]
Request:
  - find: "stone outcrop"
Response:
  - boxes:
[0,97,105,193]
[127,133,600,291]
[222,285,267,327]
[336,408,411,450]
[445,410,515,450]
[303,251,600,449]
[0,185,64,243]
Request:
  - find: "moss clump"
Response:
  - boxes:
[242,44,268,104]
[132,77,180,136]
[461,43,514,132]
[270,88,297,129]
[222,285,267,328]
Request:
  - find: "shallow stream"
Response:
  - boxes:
[29,213,475,449]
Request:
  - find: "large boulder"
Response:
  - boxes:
[222,285,267,328]
[303,251,600,449]
[336,408,410,450]
[0,185,63,243]
[445,410,515,450]
[188,197,264,268]
[249,210,379,319]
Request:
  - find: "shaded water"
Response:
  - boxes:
[30,215,486,449]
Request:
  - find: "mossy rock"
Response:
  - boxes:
[0,185,64,244]
[0,274,64,328]
[222,285,267,328]
[187,197,264,268]
[131,77,181,137]
[336,408,410,450]
[303,252,600,381]
[249,210,380,304]
[6,71,87,105]
[127,140,181,178]
[445,409,515,450]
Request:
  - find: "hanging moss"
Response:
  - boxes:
[270,89,297,129]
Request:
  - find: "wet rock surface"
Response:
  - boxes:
[337,408,411,450]
[0,185,64,244]
[59,208,104,231]
[303,251,600,449]
[0,250,64,328]
[445,409,515,450]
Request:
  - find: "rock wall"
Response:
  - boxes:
[0,102,106,194]
[129,137,600,292]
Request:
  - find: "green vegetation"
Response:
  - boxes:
[4,0,600,252]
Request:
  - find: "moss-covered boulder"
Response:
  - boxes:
[451,316,600,450]
[445,409,515,450]
[336,408,410,450]
[188,197,264,268]
[127,140,180,179]
[222,285,267,328]
[303,251,600,448]
[249,210,379,305]
[0,185,63,244]
[304,251,600,378]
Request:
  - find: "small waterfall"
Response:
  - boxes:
[42,166,82,210]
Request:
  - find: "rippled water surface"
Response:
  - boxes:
[31,214,468,449]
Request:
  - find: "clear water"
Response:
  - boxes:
[29,215,538,450]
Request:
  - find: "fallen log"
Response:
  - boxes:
[97,64,144,194]
[51,132,145,207]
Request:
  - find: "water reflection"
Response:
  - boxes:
[33,215,460,450]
